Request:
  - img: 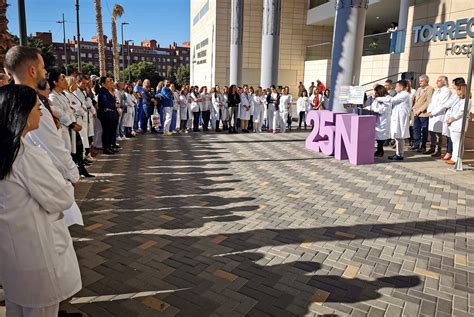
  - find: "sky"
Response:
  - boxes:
[6,0,190,46]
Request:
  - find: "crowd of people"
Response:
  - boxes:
[364,76,472,163]
[0,44,472,316]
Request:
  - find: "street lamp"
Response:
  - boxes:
[56,14,68,75]
[127,40,134,81]
[121,22,129,80]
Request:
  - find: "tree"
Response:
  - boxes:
[0,0,15,69]
[175,64,190,88]
[121,61,163,86]
[64,62,100,76]
[11,35,56,72]
[165,66,176,84]
[94,0,106,76]
[111,4,124,81]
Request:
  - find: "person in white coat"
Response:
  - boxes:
[0,84,82,317]
[446,83,472,165]
[278,87,293,134]
[441,77,466,161]
[74,74,96,162]
[190,86,202,132]
[179,87,190,133]
[388,80,412,160]
[65,76,94,178]
[5,46,84,229]
[366,85,392,157]
[239,85,252,132]
[48,72,79,154]
[222,86,230,130]
[297,90,310,129]
[212,85,225,132]
[426,76,451,157]
[123,84,137,138]
[252,87,266,133]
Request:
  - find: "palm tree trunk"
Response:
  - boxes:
[0,0,14,69]
[111,20,120,81]
[94,0,106,76]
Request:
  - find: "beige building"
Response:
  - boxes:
[190,0,332,93]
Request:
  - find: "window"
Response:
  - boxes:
[70,55,76,60]
[61,55,66,60]
[134,56,138,61]
[193,0,209,26]
[141,57,145,61]
[173,59,177,63]
[94,54,99,58]
[80,53,86,58]
[167,58,170,62]
[88,53,93,58]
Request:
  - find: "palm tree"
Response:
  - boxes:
[111,4,124,81]
[0,0,14,69]
[94,0,106,76]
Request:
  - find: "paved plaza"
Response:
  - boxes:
[28,132,474,316]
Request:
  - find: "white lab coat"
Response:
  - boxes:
[222,94,229,121]
[200,93,211,112]
[179,94,189,120]
[279,94,293,114]
[297,96,310,113]
[390,91,411,139]
[240,93,252,120]
[368,96,392,140]
[0,141,82,308]
[212,93,225,121]
[190,92,200,112]
[74,88,96,139]
[252,95,266,122]
[428,86,451,133]
[448,98,472,133]
[49,90,76,153]
[442,91,459,136]
[122,92,137,128]
[68,90,89,149]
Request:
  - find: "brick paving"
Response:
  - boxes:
[53,131,474,316]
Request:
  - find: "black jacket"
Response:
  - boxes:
[227,93,241,107]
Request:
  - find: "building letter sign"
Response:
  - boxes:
[305,110,376,165]
[413,18,474,43]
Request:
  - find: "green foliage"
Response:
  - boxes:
[63,62,100,76]
[165,66,176,84]
[175,64,190,88]
[121,61,163,86]
[13,35,56,71]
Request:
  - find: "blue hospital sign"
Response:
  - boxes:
[413,18,474,43]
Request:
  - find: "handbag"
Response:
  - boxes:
[151,107,160,128]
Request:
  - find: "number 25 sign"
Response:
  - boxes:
[305,110,377,165]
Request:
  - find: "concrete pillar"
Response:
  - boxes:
[396,0,410,53]
[260,0,281,88]
[229,0,244,86]
[328,0,368,112]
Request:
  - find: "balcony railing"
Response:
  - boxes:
[309,0,331,9]
[305,30,406,61]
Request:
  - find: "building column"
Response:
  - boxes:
[328,0,368,112]
[260,0,281,88]
[229,0,244,86]
[396,0,410,52]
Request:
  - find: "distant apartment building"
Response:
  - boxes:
[35,32,190,77]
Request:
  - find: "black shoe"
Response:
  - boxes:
[374,150,384,157]
[388,155,404,161]
[431,151,441,157]
[59,311,84,317]
[83,159,93,166]
[103,148,115,155]
[423,149,435,155]
[216,128,221,132]
[112,144,122,150]
[78,165,95,178]
[416,147,426,153]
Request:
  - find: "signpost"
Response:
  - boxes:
[455,38,474,171]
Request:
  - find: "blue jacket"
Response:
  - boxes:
[159,86,174,108]
[98,87,117,113]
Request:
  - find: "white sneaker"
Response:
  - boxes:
[117,136,124,141]
[86,154,94,162]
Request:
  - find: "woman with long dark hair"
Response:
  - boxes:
[227,85,241,133]
[366,84,392,157]
[0,84,81,316]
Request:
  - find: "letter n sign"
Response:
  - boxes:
[335,114,376,165]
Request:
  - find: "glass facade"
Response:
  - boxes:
[309,0,330,9]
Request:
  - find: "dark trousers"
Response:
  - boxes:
[180,119,187,131]
[447,137,453,154]
[413,116,429,149]
[99,112,117,150]
[299,111,307,129]
[376,140,385,153]
[202,110,211,131]
[248,115,254,131]
[193,111,201,131]
[134,102,142,130]
[140,103,151,132]
[72,132,84,164]
[429,131,443,152]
